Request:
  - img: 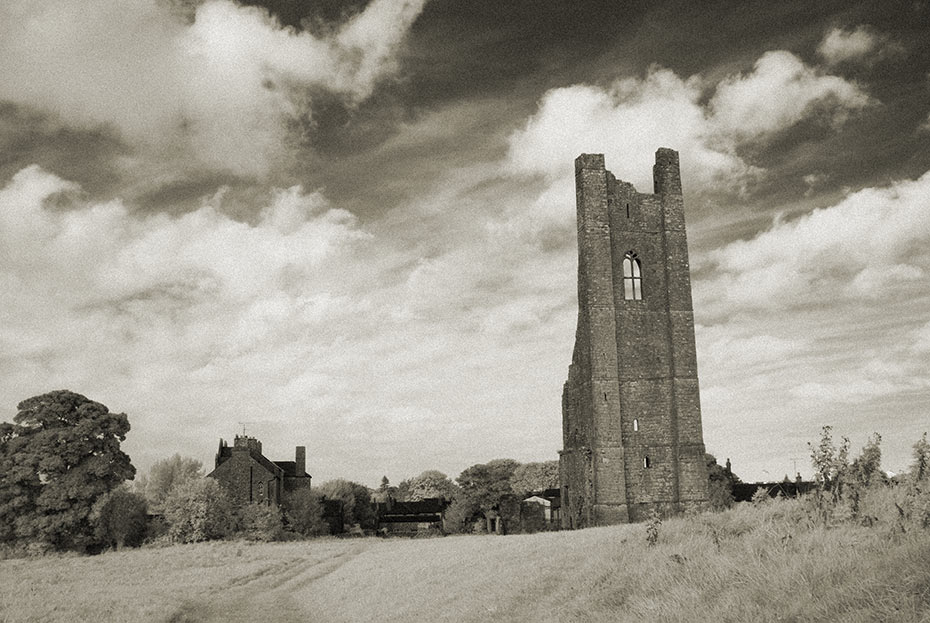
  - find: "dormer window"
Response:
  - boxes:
[623,253,642,300]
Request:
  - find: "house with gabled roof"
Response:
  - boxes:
[207,435,311,506]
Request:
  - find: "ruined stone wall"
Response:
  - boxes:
[560,148,708,527]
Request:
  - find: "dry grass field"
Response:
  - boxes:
[2,499,929,623]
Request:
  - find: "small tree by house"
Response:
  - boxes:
[92,488,148,549]
[139,454,204,513]
[317,479,377,530]
[163,478,235,543]
[283,488,328,537]
[237,503,283,541]
[442,496,479,534]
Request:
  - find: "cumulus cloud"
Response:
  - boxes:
[817,26,885,65]
[0,165,370,441]
[698,171,930,313]
[708,51,871,140]
[506,70,752,193]
[0,164,574,482]
[0,166,366,302]
[506,50,870,202]
[0,0,427,178]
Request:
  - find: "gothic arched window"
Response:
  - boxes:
[623,253,642,301]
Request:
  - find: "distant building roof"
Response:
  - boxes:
[273,460,308,478]
[525,488,561,509]
[213,439,283,477]
[378,498,447,523]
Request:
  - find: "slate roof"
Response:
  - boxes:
[273,460,309,478]
[214,443,283,477]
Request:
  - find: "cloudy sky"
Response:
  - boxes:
[2,0,929,486]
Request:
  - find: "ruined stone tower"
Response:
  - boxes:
[560,148,708,527]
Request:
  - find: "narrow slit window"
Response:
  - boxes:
[626,203,630,218]
[633,418,639,432]
[643,456,651,469]
[623,253,643,301]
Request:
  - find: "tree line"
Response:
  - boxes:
[3,389,927,554]
[0,389,566,551]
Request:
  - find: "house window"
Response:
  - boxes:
[623,253,642,300]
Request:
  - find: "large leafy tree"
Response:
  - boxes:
[509,461,559,497]
[398,470,458,502]
[0,390,135,550]
[456,459,519,513]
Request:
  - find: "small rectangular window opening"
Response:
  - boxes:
[643,456,651,469]
[633,418,639,432]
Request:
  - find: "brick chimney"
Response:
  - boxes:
[234,435,261,455]
[295,446,306,477]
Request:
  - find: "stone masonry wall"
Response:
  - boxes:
[209,449,281,506]
[560,148,708,527]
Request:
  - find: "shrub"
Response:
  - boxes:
[751,487,770,506]
[282,488,328,537]
[443,497,479,534]
[92,488,148,549]
[237,503,282,541]
[163,478,235,543]
[316,480,377,530]
[706,454,739,511]
[645,510,661,547]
